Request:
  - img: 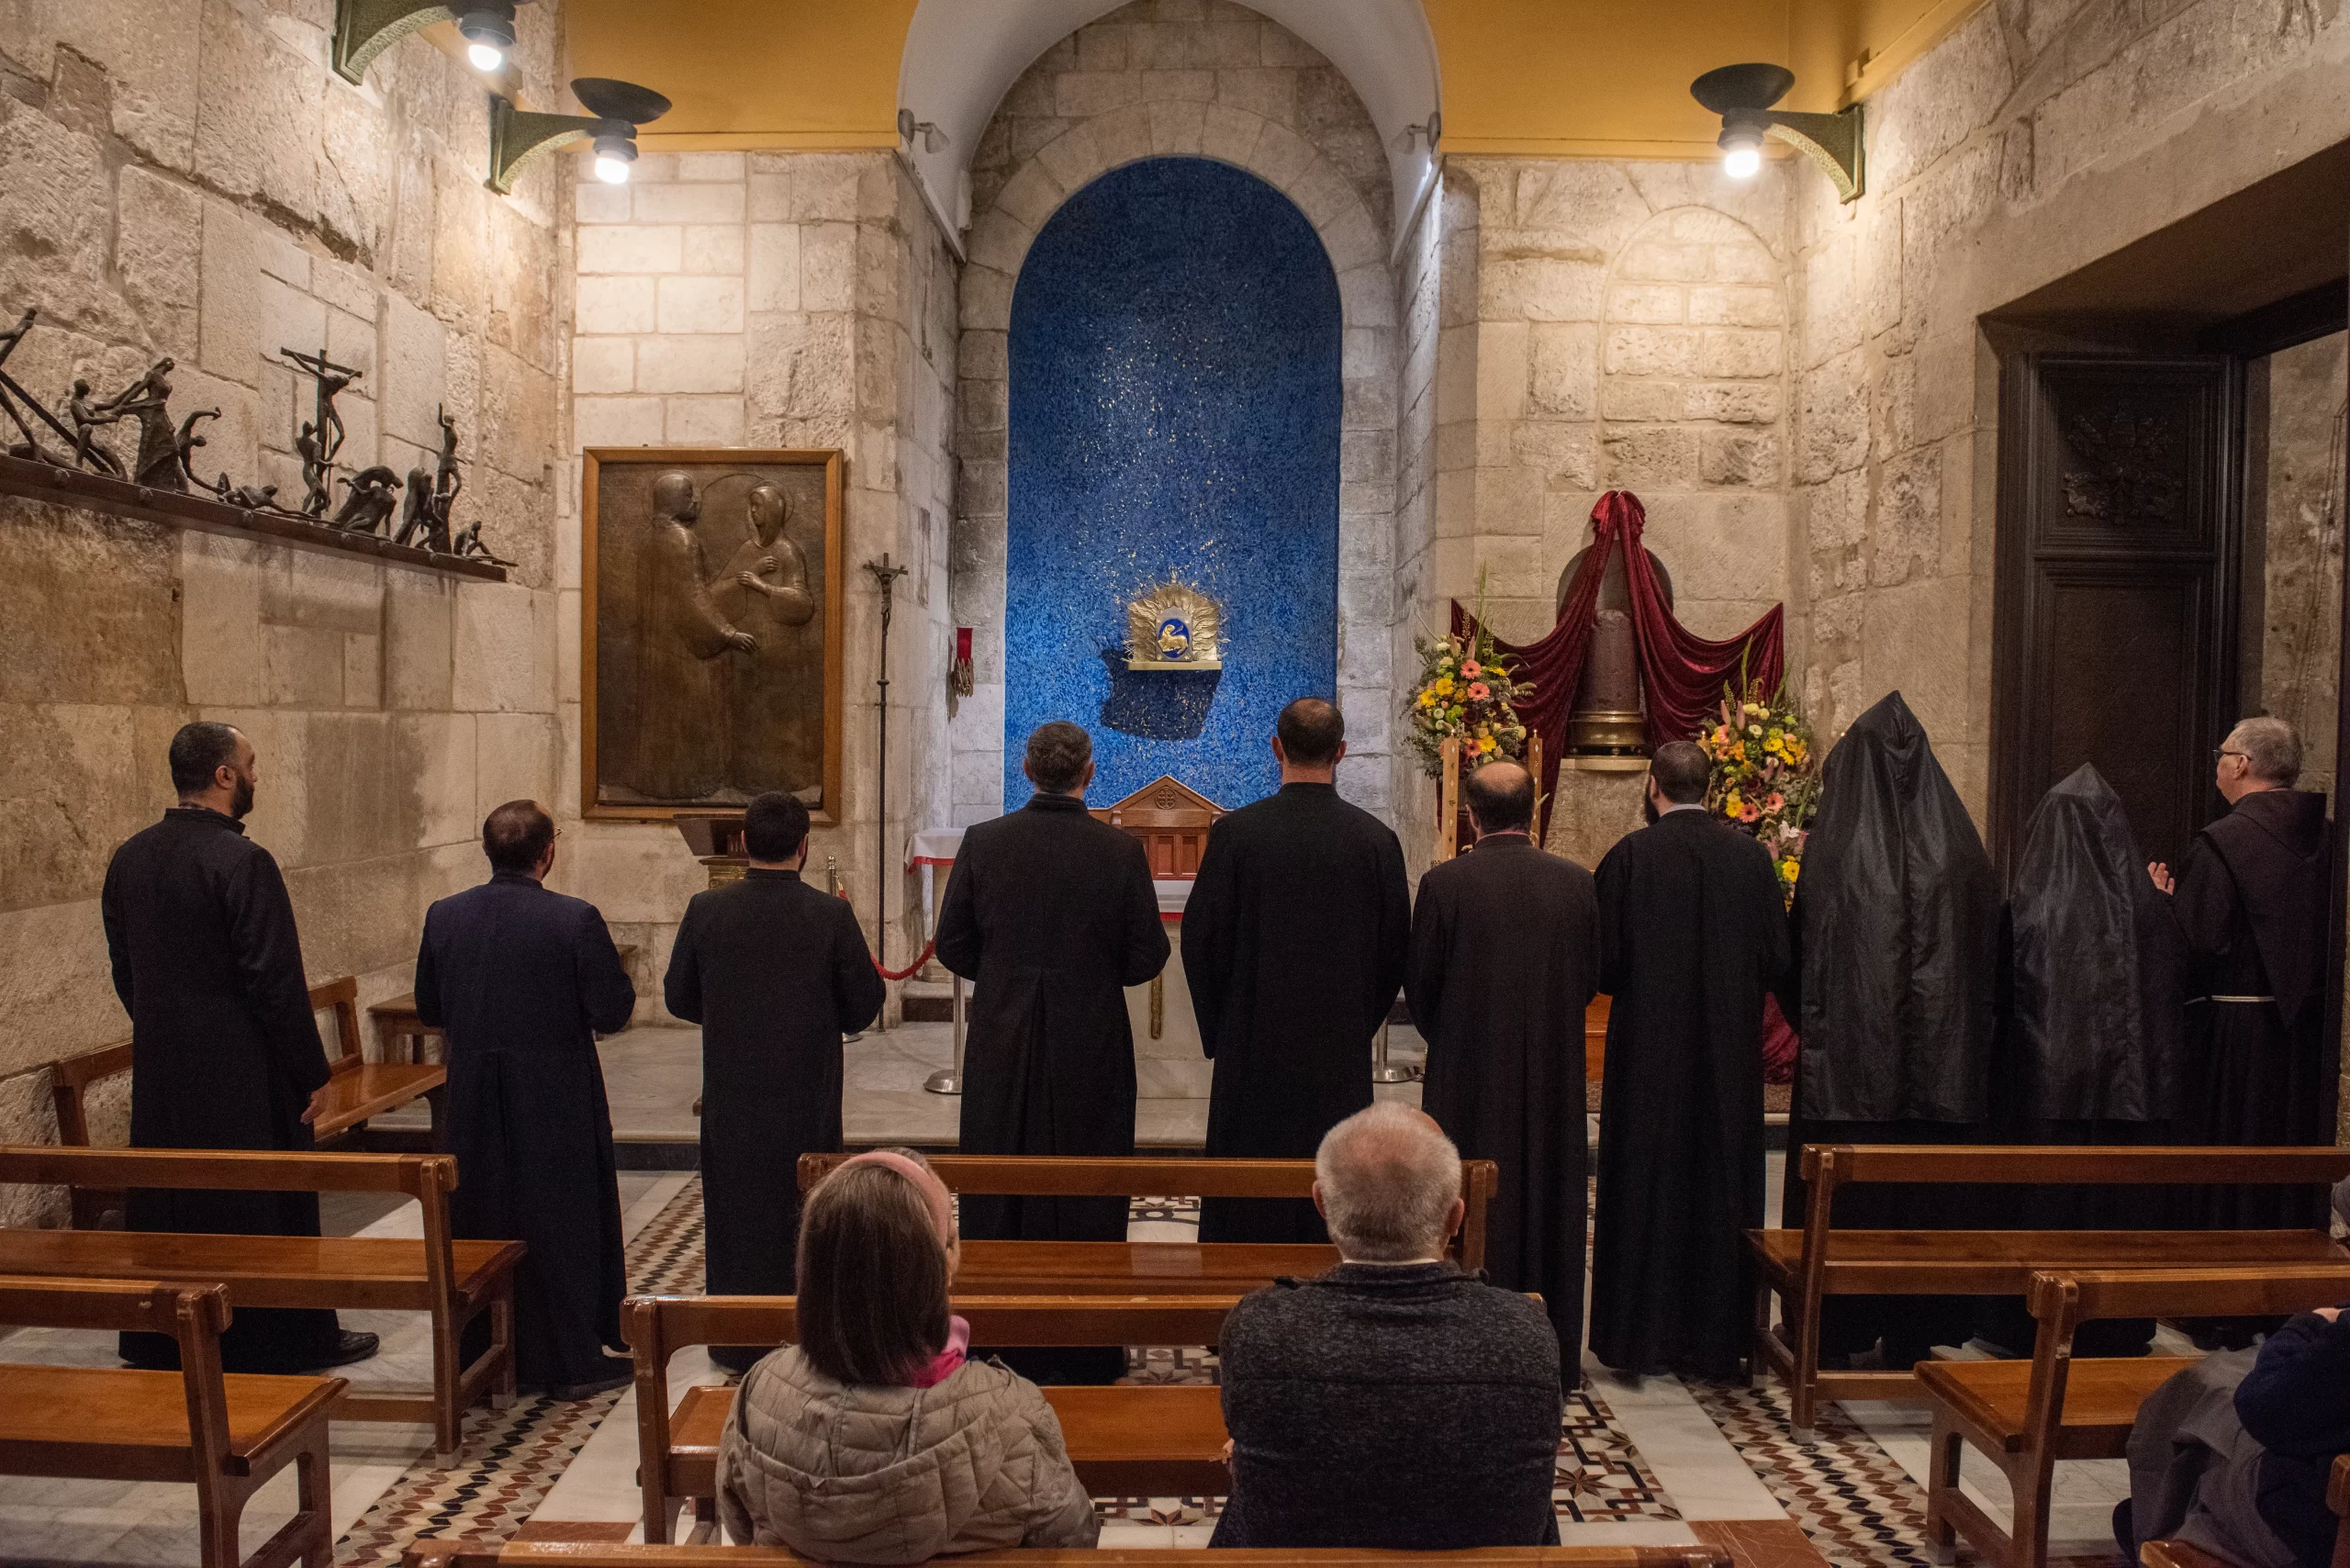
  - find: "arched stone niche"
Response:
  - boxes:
[949,0,1401,824]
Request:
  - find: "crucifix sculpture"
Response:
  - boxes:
[278,344,364,516]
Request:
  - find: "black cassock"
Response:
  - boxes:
[1183,782,1410,1244]
[663,868,883,1300]
[1590,808,1787,1380]
[1980,764,2184,1355]
[2167,787,2331,1230]
[936,791,1169,1242]
[102,807,343,1372]
[1782,691,1999,1361]
[1408,832,1597,1383]
[416,871,638,1389]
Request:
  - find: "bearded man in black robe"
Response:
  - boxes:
[1408,760,1597,1383]
[664,791,882,1372]
[1590,741,1787,1380]
[1783,691,1999,1367]
[2150,717,2331,1231]
[417,801,639,1399]
[1982,764,2183,1356]
[1184,698,1411,1244]
[103,722,375,1374]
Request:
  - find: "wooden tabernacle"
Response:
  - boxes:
[1092,775,1223,878]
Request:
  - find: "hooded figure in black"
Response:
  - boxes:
[1978,764,2184,1356]
[1782,690,1999,1364]
[2153,717,2333,1232]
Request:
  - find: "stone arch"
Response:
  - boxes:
[1592,205,1791,639]
[948,1,1403,823]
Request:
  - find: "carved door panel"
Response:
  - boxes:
[1993,354,2242,873]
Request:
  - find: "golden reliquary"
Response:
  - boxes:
[1125,579,1224,671]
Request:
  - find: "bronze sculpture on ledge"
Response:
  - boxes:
[278,345,364,515]
[333,465,403,533]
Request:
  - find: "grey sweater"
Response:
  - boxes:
[1212,1262,1564,1548]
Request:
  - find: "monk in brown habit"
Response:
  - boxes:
[2150,716,2332,1231]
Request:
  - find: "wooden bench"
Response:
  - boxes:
[1751,1146,2350,1434]
[797,1153,1499,1272]
[0,1145,521,1465]
[1920,1263,2350,1568]
[0,1275,343,1568]
[403,1544,1731,1567]
[51,977,448,1227]
[627,1293,1247,1544]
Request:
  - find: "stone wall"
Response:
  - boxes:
[0,0,569,1191]
[2251,331,2347,799]
[558,150,958,1014]
[950,0,1401,825]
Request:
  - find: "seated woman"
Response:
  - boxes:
[2121,1305,2350,1568]
[717,1149,1100,1561]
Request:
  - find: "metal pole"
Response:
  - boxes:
[926,975,966,1094]
[1371,1019,1410,1084]
[863,554,908,1033]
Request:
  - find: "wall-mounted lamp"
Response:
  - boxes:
[897,109,948,155]
[487,76,670,195]
[1691,63,1863,202]
[332,0,532,84]
[1403,111,1442,152]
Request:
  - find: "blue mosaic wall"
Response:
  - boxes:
[1004,157,1341,812]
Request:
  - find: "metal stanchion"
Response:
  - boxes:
[1371,1019,1411,1083]
[924,975,965,1094]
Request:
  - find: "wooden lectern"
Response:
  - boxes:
[1091,776,1222,877]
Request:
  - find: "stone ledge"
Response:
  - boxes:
[0,455,508,583]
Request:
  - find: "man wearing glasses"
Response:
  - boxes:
[2148,718,2331,1239]
[416,801,640,1397]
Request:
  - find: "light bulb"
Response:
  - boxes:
[467,40,505,72]
[595,153,632,185]
[1724,144,1762,179]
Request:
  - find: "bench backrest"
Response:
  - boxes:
[403,1541,1730,1566]
[1799,1144,2350,1189]
[796,1154,1501,1270]
[0,1275,236,1485]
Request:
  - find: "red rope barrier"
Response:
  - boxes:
[873,936,937,983]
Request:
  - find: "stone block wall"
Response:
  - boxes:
[0,0,568,1189]
[2250,331,2347,800]
[557,150,958,1014]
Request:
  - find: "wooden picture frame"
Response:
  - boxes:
[580,448,845,824]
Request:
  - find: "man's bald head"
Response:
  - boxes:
[1315,1103,1463,1262]
[1465,760,1534,834]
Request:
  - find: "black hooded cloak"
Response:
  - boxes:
[1979,764,2185,1355]
[1781,691,2000,1361]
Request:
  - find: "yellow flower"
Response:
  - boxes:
[1781,858,1800,883]
[1725,790,1744,816]
[1477,734,1497,754]
[1435,677,1455,697]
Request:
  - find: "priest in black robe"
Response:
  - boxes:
[937,720,1169,1242]
[663,791,882,1372]
[103,722,374,1374]
[1590,741,1788,1380]
[416,800,639,1398]
[2151,717,2332,1231]
[1980,764,2184,1356]
[1408,760,1598,1383]
[1184,698,1411,1244]
[1783,690,1999,1365]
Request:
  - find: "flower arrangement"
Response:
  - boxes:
[1697,680,1819,903]
[1405,610,1533,777]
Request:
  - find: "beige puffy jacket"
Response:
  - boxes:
[717,1347,1101,1562]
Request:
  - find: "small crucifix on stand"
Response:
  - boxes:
[863,554,911,1032]
[277,345,364,517]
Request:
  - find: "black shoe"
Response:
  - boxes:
[544,1355,633,1400]
[303,1330,381,1372]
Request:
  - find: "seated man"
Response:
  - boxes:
[1212,1102,1563,1549]
[2121,1304,2350,1568]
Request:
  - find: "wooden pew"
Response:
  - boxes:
[402,1544,1732,1567]
[0,1275,343,1568]
[50,977,448,1227]
[626,1294,1245,1545]
[797,1153,1500,1272]
[0,1145,520,1465]
[1751,1145,2350,1434]
[1920,1263,2350,1568]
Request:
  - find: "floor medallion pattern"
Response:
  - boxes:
[1689,1381,1936,1568]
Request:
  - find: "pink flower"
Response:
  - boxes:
[1738,801,1762,823]
[1466,681,1490,701]
[1765,792,1785,812]
[1460,660,1483,678]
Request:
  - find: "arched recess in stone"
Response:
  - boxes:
[947,2,1403,823]
[1589,206,1792,642]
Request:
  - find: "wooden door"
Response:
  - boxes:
[1992,353,2243,874]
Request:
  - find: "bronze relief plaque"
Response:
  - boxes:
[581,448,844,823]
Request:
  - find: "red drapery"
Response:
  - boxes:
[1451,490,1786,809]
